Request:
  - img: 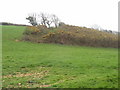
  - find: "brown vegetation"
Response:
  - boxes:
[23,24,119,48]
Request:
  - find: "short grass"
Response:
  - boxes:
[2,25,118,88]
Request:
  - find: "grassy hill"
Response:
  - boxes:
[2,25,118,88]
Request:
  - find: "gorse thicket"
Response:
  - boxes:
[23,24,119,48]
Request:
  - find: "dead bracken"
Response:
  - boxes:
[3,70,49,78]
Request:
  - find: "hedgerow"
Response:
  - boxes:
[23,25,119,48]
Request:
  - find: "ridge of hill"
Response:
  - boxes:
[0,22,29,26]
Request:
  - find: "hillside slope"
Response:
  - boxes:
[2,25,118,88]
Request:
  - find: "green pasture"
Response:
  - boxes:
[2,25,118,88]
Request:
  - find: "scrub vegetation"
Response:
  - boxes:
[23,24,118,48]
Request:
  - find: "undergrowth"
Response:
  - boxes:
[23,25,119,48]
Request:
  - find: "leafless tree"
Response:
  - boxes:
[26,12,60,28]
[40,13,47,26]
[52,14,60,28]
[46,18,53,28]
[26,13,38,26]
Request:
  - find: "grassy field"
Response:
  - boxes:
[2,25,118,88]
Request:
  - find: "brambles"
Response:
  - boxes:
[23,25,118,48]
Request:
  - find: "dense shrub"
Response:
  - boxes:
[23,25,119,48]
[23,25,49,35]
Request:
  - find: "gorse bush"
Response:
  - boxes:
[23,25,119,48]
[23,26,40,35]
[23,25,49,35]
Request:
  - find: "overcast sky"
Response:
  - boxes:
[0,0,119,31]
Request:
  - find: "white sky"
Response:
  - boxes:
[0,0,119,31]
